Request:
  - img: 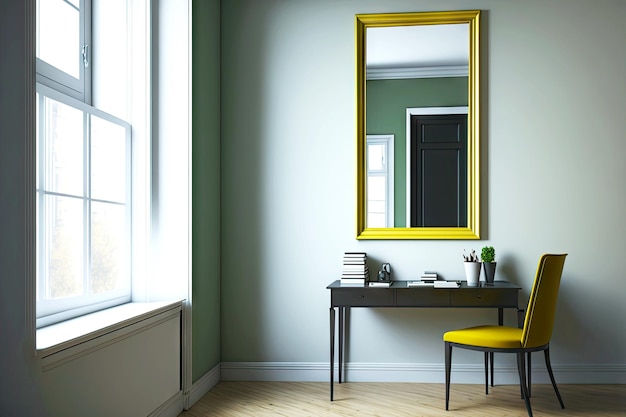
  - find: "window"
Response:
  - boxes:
[36,85,131,326]
[366,134,394,228]
[30,0,192,391]
[36,0,133,327]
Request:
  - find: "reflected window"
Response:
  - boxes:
[366,135,394,227]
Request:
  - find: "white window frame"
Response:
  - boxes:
[366,134,395,228]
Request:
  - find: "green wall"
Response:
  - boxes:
[191,0,221,382]
[366,77,467,226]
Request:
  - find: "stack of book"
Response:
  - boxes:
[340,252,369,286]
[407,271,439,287]
[420,271,438,282]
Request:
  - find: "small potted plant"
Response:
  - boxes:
[463,249,480,286]
[481,246,496,285]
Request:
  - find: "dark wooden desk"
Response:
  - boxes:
[327,280,522,400]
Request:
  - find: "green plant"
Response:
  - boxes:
[481,246,495,263]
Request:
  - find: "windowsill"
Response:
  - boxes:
[37,300,183,370]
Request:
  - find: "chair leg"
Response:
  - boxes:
[445,342,452,410]
[518,352,531,399]
[544,348,565,409]
[518,353,524,402]
[490,352,494,386]
[517,352,533,417]
[527,351,532,397]
[484,352,489,394]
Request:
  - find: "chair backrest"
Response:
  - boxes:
[521,254,567,348]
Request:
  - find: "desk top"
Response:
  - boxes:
[327,280,521,290]
[328,280,521,308]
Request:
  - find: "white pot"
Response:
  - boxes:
[464,262,481,286]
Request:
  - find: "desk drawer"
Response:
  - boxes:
[450,289,518,307]
[332,289,394,307]
[396,289,450,307]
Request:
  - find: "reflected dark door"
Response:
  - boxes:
[410,114,467,227]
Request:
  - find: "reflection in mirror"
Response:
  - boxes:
[366,134,394,227]
[356,11,480,239]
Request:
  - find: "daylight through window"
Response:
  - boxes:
[36,0,133,327]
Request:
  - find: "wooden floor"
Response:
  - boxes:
[180,382,625,417]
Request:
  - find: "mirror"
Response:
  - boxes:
[356,10,481,239]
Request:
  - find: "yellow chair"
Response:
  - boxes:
[443,253,567,417]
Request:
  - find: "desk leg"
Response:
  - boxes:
[330,307,335,401]
[517,308,525,328]
[338,307,344,383]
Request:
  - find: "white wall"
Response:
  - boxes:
[220,0,626,383]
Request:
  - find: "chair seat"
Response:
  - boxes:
[444,325,523,349]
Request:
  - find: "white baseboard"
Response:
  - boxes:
[186,363,221,409]
[221,361,626,385]
[148,391,184,417]
[146,364,220,417]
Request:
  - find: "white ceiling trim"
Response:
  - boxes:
[367,65,468,80]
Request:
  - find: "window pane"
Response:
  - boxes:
[44,97,84,196]
[367,175,386,201]
[368,143,385,171]
[45,195,84,299]
[368,201,386,213]
[368,174,387,227]
[91,202,127,294]
[367,213,385,228]
[91,116,127,203]
[37,0,81,79]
